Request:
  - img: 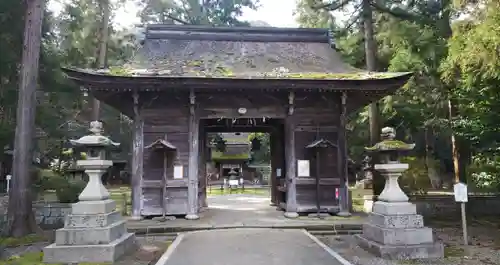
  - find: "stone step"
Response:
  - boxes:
[55,219,127,245]
[362,223,434,245]
[368,212,424,229]
[355,234,444,260]
[44,232,136,264]
[71,199,116,215]
[65,211,122,228]
[372,201,417,215]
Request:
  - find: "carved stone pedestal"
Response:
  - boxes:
[355,200,443,259]
[44,200,136,263]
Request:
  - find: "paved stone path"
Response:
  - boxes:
[162,228,347,265]
[127,194,364,232]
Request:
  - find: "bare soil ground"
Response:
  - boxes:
[318,217,500,265]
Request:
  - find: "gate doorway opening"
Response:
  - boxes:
[199,118,286,212]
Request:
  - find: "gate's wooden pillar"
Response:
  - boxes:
[199,122,208,208]
[337,91,352,216]
[186,89,200,220]
[131,90,144,220]
[284,91,298,218]
[269,130,277,206]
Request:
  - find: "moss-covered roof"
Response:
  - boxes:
[64,25,411,82]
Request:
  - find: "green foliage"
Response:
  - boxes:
[55,178,86,203]
[0,234,46,247]
[209,134,226,152]
[248,133,270,164]
[467,154,500,191]
[400,157,431,195]
[139,0,258,26]
[35,173,86,203]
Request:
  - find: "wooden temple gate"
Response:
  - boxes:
[62,25,411,219]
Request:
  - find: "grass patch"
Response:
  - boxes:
[2,251,112,265]
[0,234,46,247]
[444,246,465,257]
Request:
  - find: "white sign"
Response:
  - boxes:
[454,182,468,202]
[276,168,282,177]
[173,165,184,179]
[239,178,244,184]
[229,179,239,186]
[297,160,310,177]
[6,175,11,193]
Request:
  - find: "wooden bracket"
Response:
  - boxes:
[288,91,295,115]
[340,92,347,126]
[341,91,347,106]
[133,90,140,117]
[189,89,196,116]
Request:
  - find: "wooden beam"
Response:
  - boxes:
[200,107,286,119]
[146,31,329,43]
[337,91,351,216]
[186,89,200,220]
[284,91,298,218]
[131,90,144,220]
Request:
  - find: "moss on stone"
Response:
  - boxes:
[186,60,203,67]
[108,66,132,77]
[282,72,403,80]
[365,140,415,151]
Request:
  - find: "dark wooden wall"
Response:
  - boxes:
[137,90,343,216]
[141,92,190,216]
[290,92,341,213]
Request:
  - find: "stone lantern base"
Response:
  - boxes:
[43,199,136,263]
[355,201,444,260]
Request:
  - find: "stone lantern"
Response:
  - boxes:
[43,121,136,264]
[355,127,443,260]
[71,120,119,201]
[364,127,415,203]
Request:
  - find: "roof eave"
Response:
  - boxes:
[61,67,413,91]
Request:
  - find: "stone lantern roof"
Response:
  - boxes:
[69,121,120,148]
[365,127,415,152]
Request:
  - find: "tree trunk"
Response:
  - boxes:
[7,0,45,237]
[91,0,110,121]
[440,8,466,184]
[362,0,383,197]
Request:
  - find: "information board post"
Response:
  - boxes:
[454,182,468,246]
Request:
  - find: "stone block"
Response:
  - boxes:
[355,234,444,260]
[362,223,433,245]
[65,211,121,228]
[55,220,126,245]
[368,212,424,229]
[372,201,417,215]
[44,232,137,264]
[71,199,116,215]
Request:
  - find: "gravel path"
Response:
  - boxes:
[163,228,345,265]
[318,223,500,265]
